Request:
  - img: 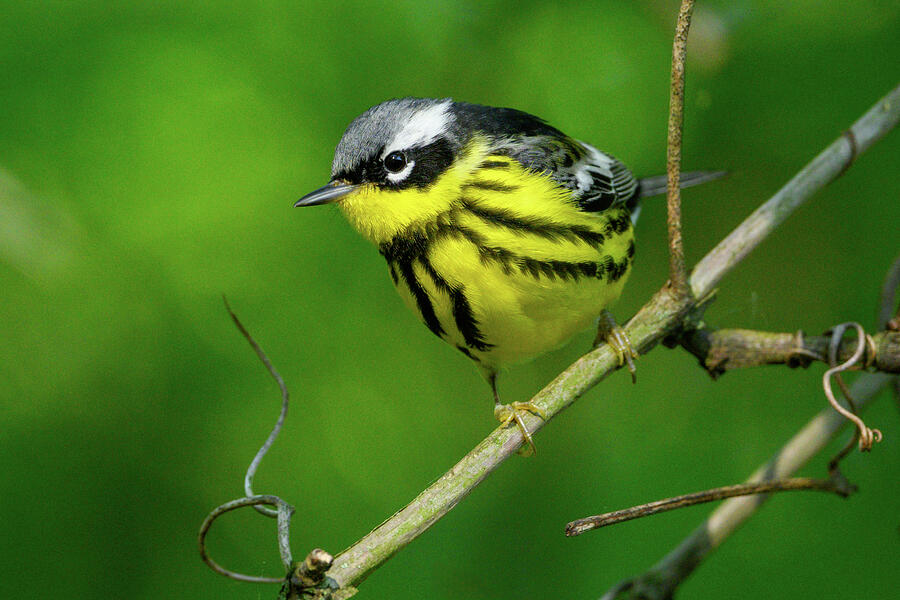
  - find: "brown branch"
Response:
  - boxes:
[600,373,894,600]
[575,320,889,541]
[566,476,852,537]
[681,327,900,377]
[666,0,696,299]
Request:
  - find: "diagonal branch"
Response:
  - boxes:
[323,83,900,592]
[688,84,900,297]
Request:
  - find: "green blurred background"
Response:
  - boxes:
[1,1,898,598]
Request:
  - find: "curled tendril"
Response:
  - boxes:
[198,299,299,586]
[198,495,295,583]
[223,296,291,519]
[823,322,883,451]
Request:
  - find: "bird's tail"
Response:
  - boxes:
[628,170,726,224]
[636,170,727,198]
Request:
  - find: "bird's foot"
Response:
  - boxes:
[593,310,639,383]
[494,401,547,457]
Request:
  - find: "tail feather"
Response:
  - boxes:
[628,170,726,224]
[636,170,727,198]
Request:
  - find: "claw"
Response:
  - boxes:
[494,401,546,456]
[594,309,639,383]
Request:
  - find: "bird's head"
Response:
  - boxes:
[296,98,486,244]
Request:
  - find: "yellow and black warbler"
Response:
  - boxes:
[296,98,722,451]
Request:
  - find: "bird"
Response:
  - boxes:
[296,98,723,454]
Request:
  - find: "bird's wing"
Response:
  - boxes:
[564,142,639,212]
[501,136,638,213]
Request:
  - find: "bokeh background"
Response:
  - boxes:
[2,1,898,598]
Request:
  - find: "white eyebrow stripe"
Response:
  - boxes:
[383,100,453,155]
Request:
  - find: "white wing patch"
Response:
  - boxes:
[574,144,617,195]
[383,99,453,157]
[572,142,638,211]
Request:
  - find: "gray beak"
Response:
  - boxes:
[294,181,358,207]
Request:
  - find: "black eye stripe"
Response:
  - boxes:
[390,138,454,189]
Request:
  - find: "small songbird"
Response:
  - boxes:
[296,98,722,452]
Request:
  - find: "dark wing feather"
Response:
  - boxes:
[497,136,639,213]
[564,142,638,213]
[450,103,639,213]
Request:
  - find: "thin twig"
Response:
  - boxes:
[666,0,696,299]
[223,296,291,518]
[566,477,851,536]
[323,84,900,591]
[600,373,893,600]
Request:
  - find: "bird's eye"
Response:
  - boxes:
[383,151,407,173]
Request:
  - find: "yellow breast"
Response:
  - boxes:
[340,140,634,375]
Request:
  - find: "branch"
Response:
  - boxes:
[566,477,852,536]
[681,327,900,377]
[599,373,894,600]
[666,0,696,298]
[323,82,900,592]
[688,84,900,297]
[574,316,887,540]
